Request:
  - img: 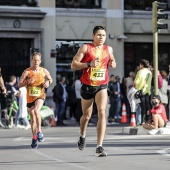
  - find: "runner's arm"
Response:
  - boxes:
[108,46,116,68]
[71,44,88,70]
[18,70,29,88]
[43,68,53,88]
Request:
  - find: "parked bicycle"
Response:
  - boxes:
[0,91,18,128]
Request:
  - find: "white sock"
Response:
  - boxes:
[79,130,86,138]
[96,145,102,148]
[80,134,86,138]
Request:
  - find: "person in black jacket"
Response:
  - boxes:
[108,75,117,124]
[52,76,67,126]
[66,79,77,120]
[108,76,122,123]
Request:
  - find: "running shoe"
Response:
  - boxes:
[148,129,159,135]
[37,132,44,142]
[95,146,107,157]
[77,136,86,150]
[31,139,38,149]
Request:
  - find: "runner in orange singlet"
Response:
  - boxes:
[71,26,116,157]
[18,52,53,149]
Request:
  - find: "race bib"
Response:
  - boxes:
[90,68,106,81]
[28,87,41,96]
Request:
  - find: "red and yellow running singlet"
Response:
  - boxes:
[26,67,46,103]
[80,44,110,86]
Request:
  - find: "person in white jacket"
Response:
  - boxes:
[19,87,30,130]
[127,85,141,125]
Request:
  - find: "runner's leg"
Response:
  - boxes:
[95,89,107,145]
[28,106,36,136]
[80,98,93,136]
[34,99,44,132]
[152,113,164,129]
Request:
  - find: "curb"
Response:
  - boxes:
[123,126,170,135]
[122,126,149,135]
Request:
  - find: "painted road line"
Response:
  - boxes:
[33,149,93,170]
[157,148,170,157]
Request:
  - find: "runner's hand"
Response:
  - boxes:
[25,76,35,85]
[90,58,99,67]
[109,59,116,68]
[1,86,6,94]
[43,81,50,88]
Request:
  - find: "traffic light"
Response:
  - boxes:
[152,1,168,33]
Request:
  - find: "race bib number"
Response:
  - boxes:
[90,68,106,81]
[28,87,41,96]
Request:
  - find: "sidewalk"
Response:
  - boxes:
[58,112,170,136]
[122,125,170,135]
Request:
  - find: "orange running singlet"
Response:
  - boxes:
[80,44,110,86]
[26,67,46,103]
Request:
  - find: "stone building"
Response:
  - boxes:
[0,0,170,99]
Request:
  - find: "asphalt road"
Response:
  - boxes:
[0,124,170,170]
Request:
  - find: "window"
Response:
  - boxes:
[0,0,37,7]
[124,0,170,10]
[56,0,101,9]
[56,40,92,81]
[124,43,170,76]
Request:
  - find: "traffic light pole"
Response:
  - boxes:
[152,1,168,95]
[153,31,158,95]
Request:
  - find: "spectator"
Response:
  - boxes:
[159,70,168,119]
[19,86,31,130]
[142,95,168,132]
[75,74,83,125]
[127,85,141,125]
[66,79,77,120]
[125,72,136,118]
[150,69,163,99]
[108,74,118,124]
[134,59,152,123]
[126,71,135,95]
[108,75,122,123]
[6,75,20,127]
[52,76,67,126]
[114,76,122,120]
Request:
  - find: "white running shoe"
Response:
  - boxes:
[25,124,31,130]
[148,129,159,135]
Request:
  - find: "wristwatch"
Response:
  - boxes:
[87,62,91,68]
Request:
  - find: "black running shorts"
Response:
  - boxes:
[81,84,107,100]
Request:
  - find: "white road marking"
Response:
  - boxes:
[33,149,92,170]
[13,134,167,143]
[13,137,24,141]
[157,148,170,157]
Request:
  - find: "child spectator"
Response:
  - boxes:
[142,95,169,132]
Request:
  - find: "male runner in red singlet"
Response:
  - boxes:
[71,26,116,157]
[18,52,53,149]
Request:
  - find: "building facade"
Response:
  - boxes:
[0,0,170,97]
